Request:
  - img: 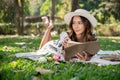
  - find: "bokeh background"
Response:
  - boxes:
[0,0,120,36]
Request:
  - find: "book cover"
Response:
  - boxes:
[64,41,100,60]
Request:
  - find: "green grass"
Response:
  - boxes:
[0,35,120,80]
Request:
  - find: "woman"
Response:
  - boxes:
[39,9,97,61]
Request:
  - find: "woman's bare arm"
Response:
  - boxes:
[39,28,52,48]
[39,17,53,49]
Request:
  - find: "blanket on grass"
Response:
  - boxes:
[15,50,120,66]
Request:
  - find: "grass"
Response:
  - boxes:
[0,35,120,80]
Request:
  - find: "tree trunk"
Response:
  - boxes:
[20,0,24,35]
[114,0,120,20]
[51,0,55,22]
[14,0,24,35]
[71,0,78,11]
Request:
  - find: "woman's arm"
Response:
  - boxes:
[39,17,53,49]
[39,28,52,48]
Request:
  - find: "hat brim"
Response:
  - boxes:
[64,12,97,27]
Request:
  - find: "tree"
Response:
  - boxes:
[14,0,24,35]
[114,0,120,20]
[0,0,14,23]
[71,0,78,11]
[51,0,55,21]
[40,0,71,19]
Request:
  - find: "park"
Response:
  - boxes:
[0,0,120,80]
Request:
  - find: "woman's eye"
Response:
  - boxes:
[72,22,75,24]
[79,22,83,24]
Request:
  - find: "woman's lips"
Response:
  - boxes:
[75,30,79,32]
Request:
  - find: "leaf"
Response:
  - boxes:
[35,67,54,74]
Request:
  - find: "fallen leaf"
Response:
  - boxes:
[35,67,54,74]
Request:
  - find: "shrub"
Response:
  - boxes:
[94,22,120,36]
[0,23,15,35]
[1,22,120,36]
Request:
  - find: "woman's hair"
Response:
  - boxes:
[68,16,96,42]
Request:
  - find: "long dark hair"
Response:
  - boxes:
[68,16,96,42]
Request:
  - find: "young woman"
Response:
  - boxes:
[39,9,97,61]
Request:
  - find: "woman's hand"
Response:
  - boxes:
[41,16,53,30]
[41,16,49,27]
[48,20,53,30]
[75,51,92,61]
[62,38,71,48]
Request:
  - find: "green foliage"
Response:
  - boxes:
[40,0,51,16]
[78,0,115,24]
[0,0,120,35]
[29,0,41,16]
[24,0,30,16]
[113,0,120,21]
[1,21,120,36]
[0,23,15,35]
[0,0,30,23]
[0,0,14,23]
[55,0,71,19]
[0,36,120,80]
[40,0,71,19]
[79,0,101,11]
[94,22,120,36]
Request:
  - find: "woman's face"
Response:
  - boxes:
[72,16,85,35]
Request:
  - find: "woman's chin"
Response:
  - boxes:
[75,32,82,35]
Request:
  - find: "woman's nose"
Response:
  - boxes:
[75,24,79,28]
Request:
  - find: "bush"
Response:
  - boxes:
[94,22,120,36]
[0,23,15,35]
[24,22,67,35]
[1,22,120,36]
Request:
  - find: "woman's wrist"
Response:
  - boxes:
[46,28,52,32]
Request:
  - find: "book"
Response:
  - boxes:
[64,41,100,61]
[98,52,120,61]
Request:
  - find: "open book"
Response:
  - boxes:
[64,41,100,61]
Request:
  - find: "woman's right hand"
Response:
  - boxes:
[41,16,53,30]
[75,51,92,61]
[47,20,53,30]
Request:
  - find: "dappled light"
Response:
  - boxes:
[0,0,120,80]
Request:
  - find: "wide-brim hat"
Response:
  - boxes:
[64,9,97,27]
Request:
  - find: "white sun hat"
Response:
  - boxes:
[64,9,97,27]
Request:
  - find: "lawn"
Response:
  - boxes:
[0,35,120,80]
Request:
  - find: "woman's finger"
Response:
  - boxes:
[47,20,54,30]
[75,54,82,60]
[41,16,49,28]
[76,53,84,60]
[42,16,48,23]
[62,38,70,48]
[82,51,88,60]
[62,41,67,48]
[83,51,92,61]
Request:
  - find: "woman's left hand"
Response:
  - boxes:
[75,51,91,61]
[62,38,71,48]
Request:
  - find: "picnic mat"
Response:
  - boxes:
[88,50,120,65]
[15,50,120,66]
